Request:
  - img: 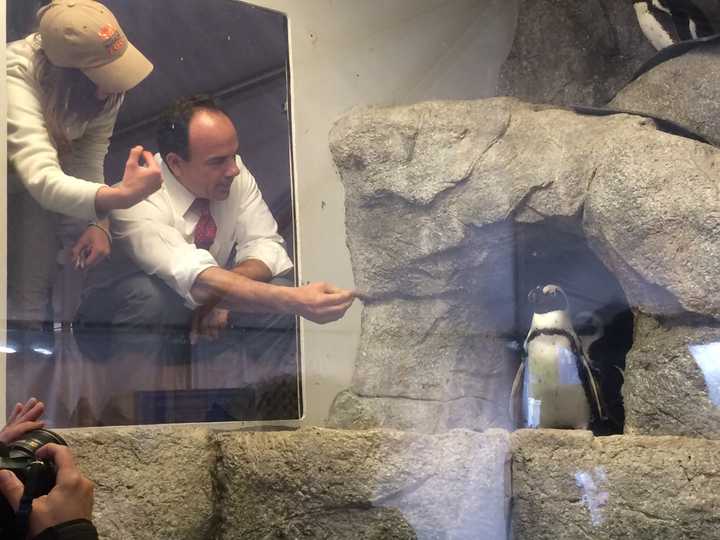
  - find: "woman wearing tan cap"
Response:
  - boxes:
[6,1,161,351]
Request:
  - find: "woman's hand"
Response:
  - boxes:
[95,145,163,213]
[71,225,111,269]
[0,397,45,445]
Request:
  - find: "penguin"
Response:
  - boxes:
[633,0,715,50]
[573,311,605,366]
[510,285,605,430]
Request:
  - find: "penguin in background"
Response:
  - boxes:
[633,0,716,50]
[574,311,605,365]
[510,285,605,430]
[575,307,633,435]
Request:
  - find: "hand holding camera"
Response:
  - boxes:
[0,402,97,539]
[0,443,94,539]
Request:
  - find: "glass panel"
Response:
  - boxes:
[4,0,300,426]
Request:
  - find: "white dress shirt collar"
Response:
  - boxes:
[156,153,199,219]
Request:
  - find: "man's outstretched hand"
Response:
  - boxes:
[292,282,355,324]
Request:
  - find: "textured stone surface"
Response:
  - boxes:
[60,426,216,540]
[215,427,511,540]
[327,388,509,435]
[39,425,720,539]
[332,99,720,319]
[610,40,720,146]
[498,0,655,106]
[326,297,517,433]
[329,98,720,432]
[512,429,720,540]
[582,132,720,318]
[623,313,720,439]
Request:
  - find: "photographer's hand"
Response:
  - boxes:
[0,397,45,444]
[0,444,94,539]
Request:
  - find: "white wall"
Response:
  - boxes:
[243,0,517,425]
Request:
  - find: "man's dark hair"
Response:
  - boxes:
[156,95,227,162]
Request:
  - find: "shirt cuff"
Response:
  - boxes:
[234,242,293,278]
[179,261,218,310]
[160,245,219,309]
[65,182,104,222]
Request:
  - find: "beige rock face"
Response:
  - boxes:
[610,41,720,146]
[623,313,720,439]
[51,426,720,539]
[215,427,511,540]
[329,98,720,435]
[54,427,510,540]
[498,0,655,107]
[60,427,216,540]
[511,430,720,540]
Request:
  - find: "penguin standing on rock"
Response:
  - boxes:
[633,0,716,50]
[510,285,605,430]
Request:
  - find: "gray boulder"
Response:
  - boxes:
[326,297,517,433]
[610,40,720,146]
[54,426,510,539]
[623,312,720,439]
[61,426,215,540]
[215,427,511,540]
[498,0,655,106]
[512,429,720,539]
[329,98,720,432]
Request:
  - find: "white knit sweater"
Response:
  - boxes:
[6,34,121,221]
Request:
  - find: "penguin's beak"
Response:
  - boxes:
[528,286,543,304]
[543,285,560,295]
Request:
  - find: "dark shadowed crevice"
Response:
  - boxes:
[512,219,633,435]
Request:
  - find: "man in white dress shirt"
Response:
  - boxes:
[75,96,354,423]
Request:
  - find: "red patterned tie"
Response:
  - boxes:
[192,198,217,250]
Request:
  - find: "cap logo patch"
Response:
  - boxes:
[98,24,116,40]
[98,23,126,57]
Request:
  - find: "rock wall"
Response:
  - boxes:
[60,426,511,540]
[56,426,720,539]
[610,40,720,146]
[328,98,720,435]
[512,429,720,540]
[623,313,720,439]
[321,1,720,538]
[497,0,655,106]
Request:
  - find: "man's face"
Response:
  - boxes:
[171,110,241,200]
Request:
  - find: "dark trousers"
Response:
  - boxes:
[74,271,298,425]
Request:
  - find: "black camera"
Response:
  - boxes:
[0,429,67,539]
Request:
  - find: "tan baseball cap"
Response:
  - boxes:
[37,0,153,93]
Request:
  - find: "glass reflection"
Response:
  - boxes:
[5,0,302,427]
[688,342,720,407]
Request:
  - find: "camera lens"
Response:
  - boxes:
[9,429,67,458]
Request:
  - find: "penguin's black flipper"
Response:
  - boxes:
[578,350,607,424]
[509,360,526,429]
[569,330,607,424]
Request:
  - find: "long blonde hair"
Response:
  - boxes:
[32,41,121,154]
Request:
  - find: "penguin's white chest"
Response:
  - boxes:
[634,3,677,49]
[524,335,590,429]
